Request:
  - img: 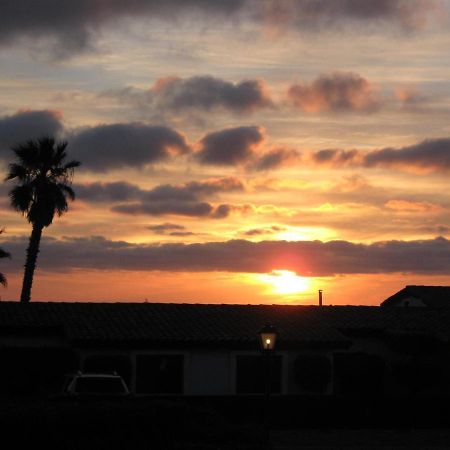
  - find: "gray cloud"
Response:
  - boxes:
[113,200,215,217]
[75,177,244,210]
[0,110,64,152]
[0,1,440,56]
[196,126,265,166]
[98,177,246,219]
[3,235,449,276]
[68,123,190,171]
[288,72,381,113]
[147,223,195,237]
[260,0,440,31]
[242,225,286,236]
[251,147,301,171]
[147,223,186,233]
[106,76,273,115]
[363,138,450,172]
[311,148,360,166]
[75,181,143,202]
[310,138,450,173]
[0,1,246,57]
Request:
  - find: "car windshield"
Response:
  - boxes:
[75,377,126,394]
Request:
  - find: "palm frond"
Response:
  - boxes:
[54,141,68,165]
[0,273,7,287]
[58,183,76,201]
[8,136,79,227]
[53,186,69,216]
[9,185,33,213]
[5,163,28,181]
[0,249,11,259]
[64,160,81,170]
[12,141,40,169]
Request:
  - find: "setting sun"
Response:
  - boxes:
[259,270,310,295]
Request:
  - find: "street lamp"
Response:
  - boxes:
[258,323,278,448]
[258,323,278,352]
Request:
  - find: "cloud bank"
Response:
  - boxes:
[3,235,449,276]
[1,1,441,56]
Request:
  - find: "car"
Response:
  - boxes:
[62,371,130,397]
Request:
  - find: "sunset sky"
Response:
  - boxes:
[0,0,449,305]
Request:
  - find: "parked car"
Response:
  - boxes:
[61,371,130,398]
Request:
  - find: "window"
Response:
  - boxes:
[136,354,184,394]
[235,354,282,394]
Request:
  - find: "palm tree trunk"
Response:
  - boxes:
[20,223,43,303]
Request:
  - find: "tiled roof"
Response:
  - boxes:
[381,285,450,308]
[0,302,449,348]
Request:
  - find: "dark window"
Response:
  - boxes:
[293,354,332,394]
[136,354,184,394]
[74,377,127,394]
[236,355,282,394]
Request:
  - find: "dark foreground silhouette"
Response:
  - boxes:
[3,396,450,449]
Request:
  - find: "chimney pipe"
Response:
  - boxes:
[318,289,323,307]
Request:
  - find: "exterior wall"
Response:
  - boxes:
[76,340,450,397]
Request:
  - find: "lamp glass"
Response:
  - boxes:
[258,324,278,351]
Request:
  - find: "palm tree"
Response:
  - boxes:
[6,137,80,303]
[0,229,10,287]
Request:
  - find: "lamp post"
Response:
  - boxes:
[258,323,278,448]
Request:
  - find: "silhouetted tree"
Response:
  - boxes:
[6,137,80,302]
[0,229,10,287]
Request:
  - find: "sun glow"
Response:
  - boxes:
[259,270,310,295]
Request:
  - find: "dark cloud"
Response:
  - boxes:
[147,223,186,234]
[196,126,265,166]
[310,148,360,166]
[107,177,245,219]
[242,225,286,236]
[109,76,273,115]
[259,0,440,31]
[363,138,450,172]
[252,147,301,171]
[309,138,450,173]
[3,235,449,276]
[75,181,143,202]
[0,0,246,57]
[68,123,190,171]
[113,200,215,217]
[1,1,439,56]
[147,222,196,237]
[169,231,196,237]
[74,177,244,215]
[288,72,381,113]
[0,110,64,152]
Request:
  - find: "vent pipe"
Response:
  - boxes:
[318,289,323,307]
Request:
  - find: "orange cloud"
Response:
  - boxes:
[385,199,443,213]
